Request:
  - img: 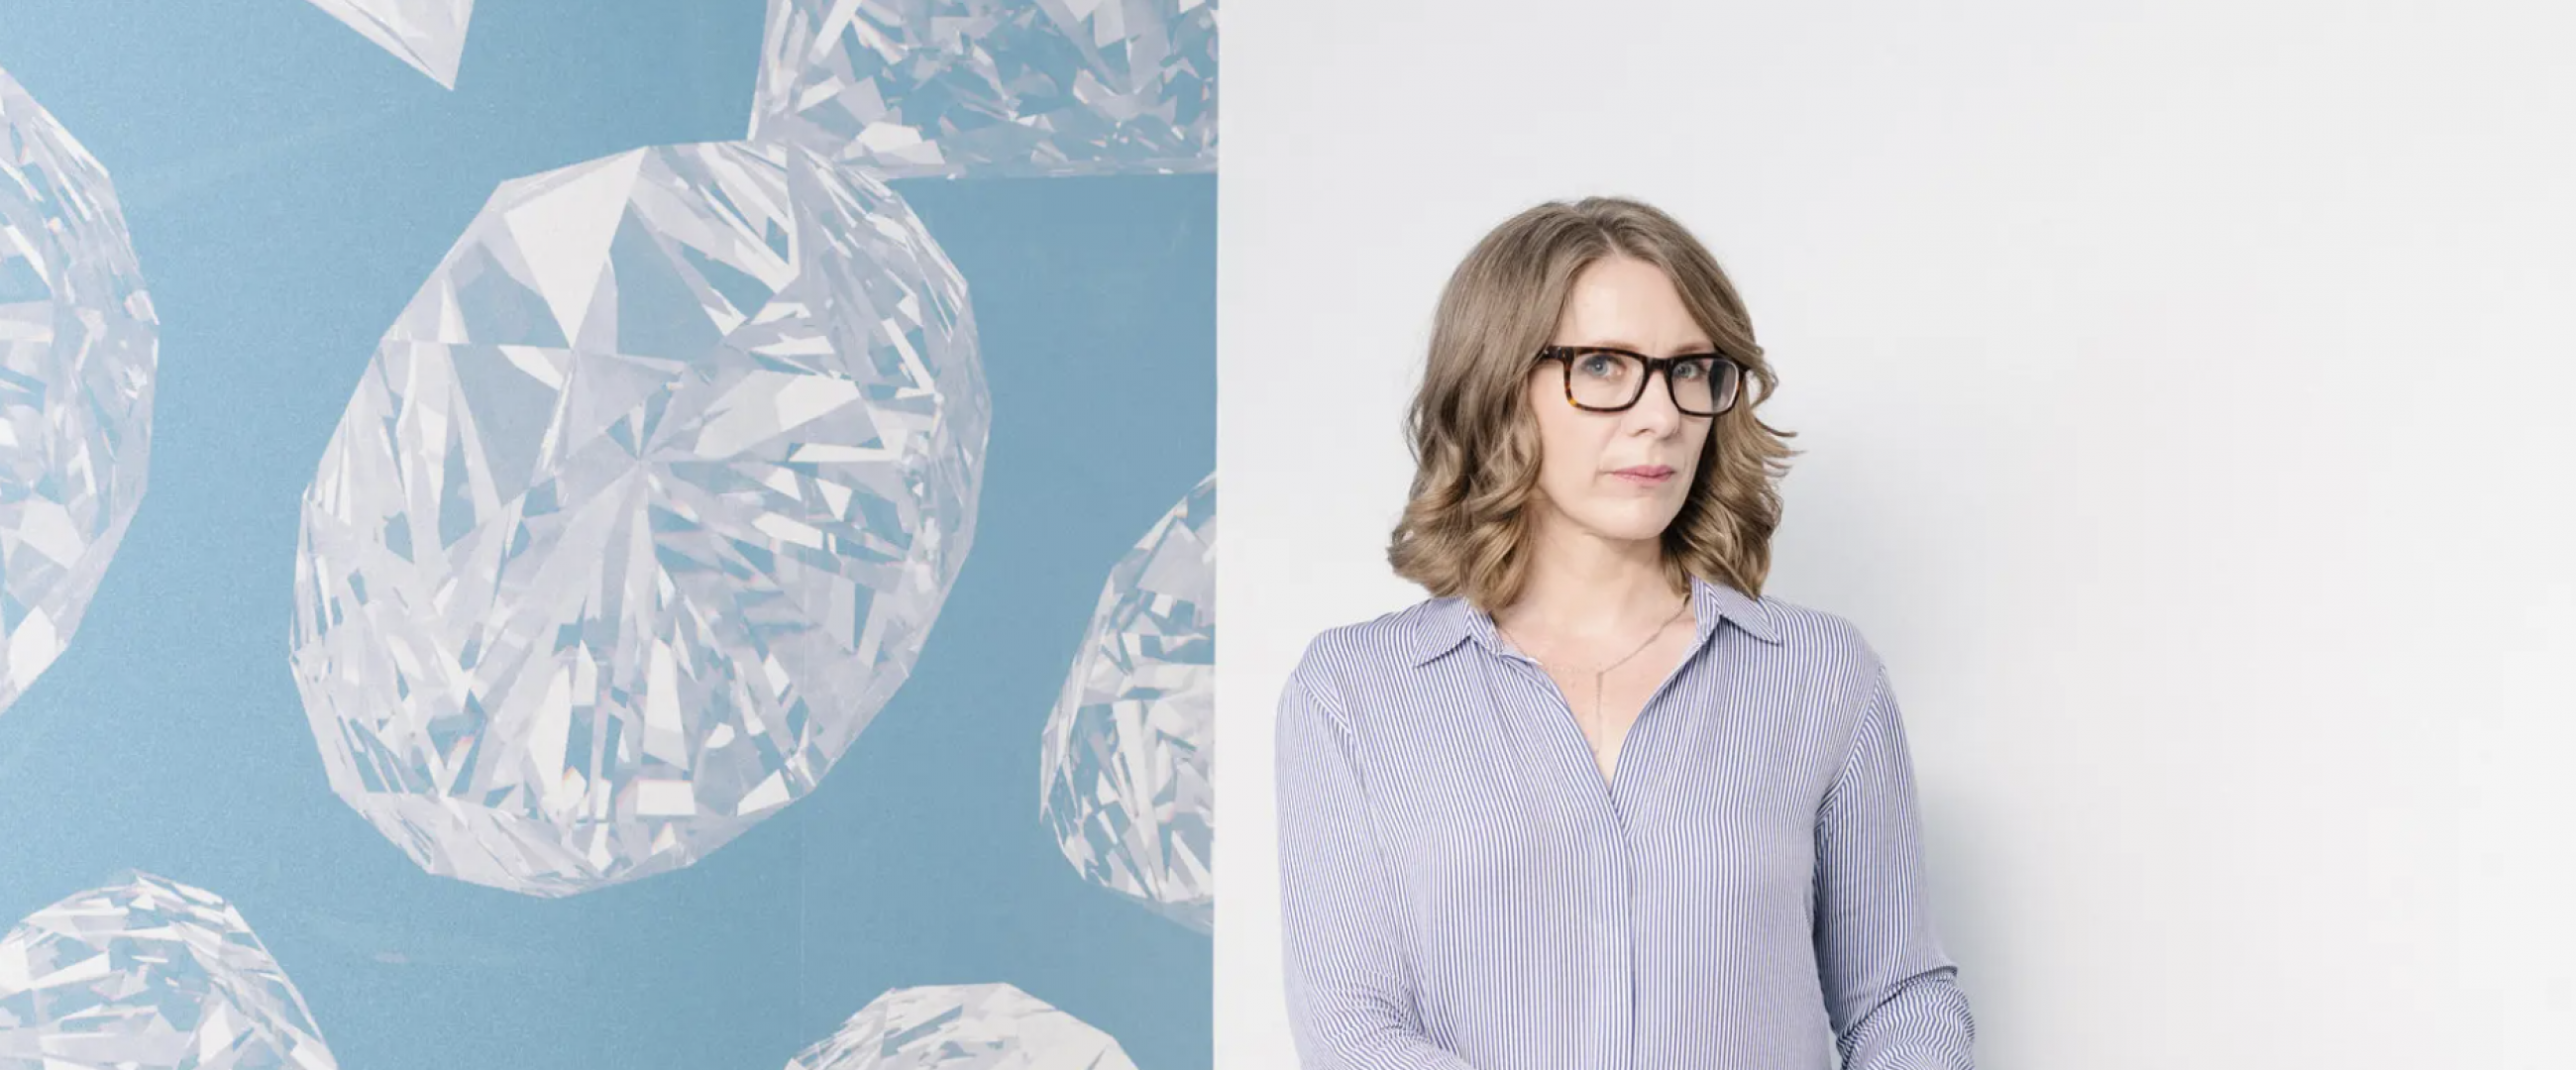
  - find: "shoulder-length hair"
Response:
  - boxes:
[1386,195,1800,612]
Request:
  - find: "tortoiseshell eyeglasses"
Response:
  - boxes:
[1535,345,1743,416]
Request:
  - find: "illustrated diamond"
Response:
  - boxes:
[290,140,989,898]
[302,0,477,89]
[787,983,1136,1070]
[748,0,1219,178]
[0,871,339,1069]
[0,66,159,720]
[1038,473,1213,933]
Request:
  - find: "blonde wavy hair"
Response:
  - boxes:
[1386,196,1800,612]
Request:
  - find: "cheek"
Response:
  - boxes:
[1530,408,1596,487]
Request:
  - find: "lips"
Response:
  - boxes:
[1612,466,1675,484]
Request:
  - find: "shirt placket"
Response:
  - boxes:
[1497,646,1640,1070]
[1592,796,1638,1070]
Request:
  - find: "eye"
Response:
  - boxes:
[1671,360,1708,380]
[1576,354,1619,377]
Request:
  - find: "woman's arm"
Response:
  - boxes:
[1275,647,1478,1070]
[1814,658,1978,1070]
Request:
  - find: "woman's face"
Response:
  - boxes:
[1523,255,1715,547]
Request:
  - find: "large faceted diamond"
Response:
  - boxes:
[787,983,1136,1070]
[290,140,989,898]
[302,0,477,89]
[748,0,1219,178]
[1037,473,1212,932]
[0,871,340,1069]
[0,66,158,720]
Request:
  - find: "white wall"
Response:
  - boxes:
[1217,1,2576,1066]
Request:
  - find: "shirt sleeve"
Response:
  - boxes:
[1814,658,1978,1070]
[1274,649,1479,1070]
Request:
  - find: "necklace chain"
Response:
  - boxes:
[1498,593,1692,754]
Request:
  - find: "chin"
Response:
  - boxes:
[1573,509,1674,545]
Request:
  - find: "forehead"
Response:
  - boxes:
[1555,256,1710,351]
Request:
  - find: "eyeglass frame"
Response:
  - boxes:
[1533,345,1746,417]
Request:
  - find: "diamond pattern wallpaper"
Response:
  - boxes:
[0,2,1213,1068]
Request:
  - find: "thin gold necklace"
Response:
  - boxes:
[1498,593,1692,751]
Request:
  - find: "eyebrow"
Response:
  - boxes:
[1562,340,1719,356]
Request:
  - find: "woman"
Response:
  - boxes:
[1273,196,1976,1070]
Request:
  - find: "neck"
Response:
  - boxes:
[1501,507,1688,640]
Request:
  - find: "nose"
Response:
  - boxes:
[1628,368,1683,432]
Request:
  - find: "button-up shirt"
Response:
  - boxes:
[1273,574,1975,1070]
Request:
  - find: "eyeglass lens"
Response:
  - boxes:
[1565,352,1738,414]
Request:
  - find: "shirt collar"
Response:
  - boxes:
[1406,573,1782,668]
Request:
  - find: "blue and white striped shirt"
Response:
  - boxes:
[1273,574,1975,1069]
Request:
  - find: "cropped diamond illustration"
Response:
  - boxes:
[302,0,477,88]
[0,66,159,720]
[0,871,339,1070]
[748,0,1219,178]
[1038,473,1213,932]
[290,140,989,898]
[787,983,1136,1070]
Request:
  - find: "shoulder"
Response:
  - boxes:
[1291,597,1443,678]
[1744,590,1876,660]
[1735,589,1890,708]
[1282,595,1450,711]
